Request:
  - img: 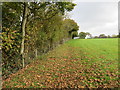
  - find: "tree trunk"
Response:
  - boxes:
[20,2,28,68]
[35,49,37,58]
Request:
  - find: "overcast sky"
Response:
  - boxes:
[69,1,118,36]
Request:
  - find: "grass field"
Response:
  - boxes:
[3,38,119,88]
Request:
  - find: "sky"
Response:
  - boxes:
[69,0,118,36]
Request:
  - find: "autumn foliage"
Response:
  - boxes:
[2,2,79,79]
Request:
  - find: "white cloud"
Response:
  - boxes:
[69,2,118,36]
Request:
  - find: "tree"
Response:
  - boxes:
[2,2,23,79]
[94,36,98,38]
[2,1,78,79]
[20,1,77,67]
[20,2,28,68]
[112,34,118,38]
[79,32,87,39]
[107,35,111,38]
[86,32,92,38]
[99,34,107,38]
[117,34,120,38]
[71,31,78,39]
[63,19,79,39]
[119,32,120,38]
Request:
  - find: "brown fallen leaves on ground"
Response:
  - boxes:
[3,45,120,88]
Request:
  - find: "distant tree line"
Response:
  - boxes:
[94,34,120,38]
[1,2,79,79]
[78,32,120,39]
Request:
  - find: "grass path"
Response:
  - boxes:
[3,39,119,88]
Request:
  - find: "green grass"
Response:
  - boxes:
[3,38,119,88]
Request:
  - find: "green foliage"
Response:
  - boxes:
[71,31,78,39]
[79,32,87,39]
[2,3,22,79]
[55,2,76,14]
[2,2,78,79]
[111,34,118,38]
[117,34,120,38]
[79,32,92,39]
[107,35,111,38]
[63,19,79,39]
[99,34,107,38]
[94,34,119,38]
